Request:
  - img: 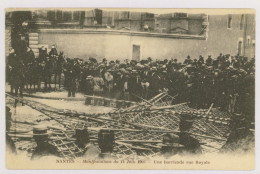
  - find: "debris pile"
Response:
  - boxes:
[6,92,232,159]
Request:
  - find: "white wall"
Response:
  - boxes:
[38,31,210,62]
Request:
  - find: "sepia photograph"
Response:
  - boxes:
[4,7,256,170]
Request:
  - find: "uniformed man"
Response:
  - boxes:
[49,45,58,57]
[66,59,78,97]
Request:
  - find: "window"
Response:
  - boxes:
[228,14,232,29]
[120,11,130,19]
[144,13,154,19]
[73,11,80,21]
[174,13,188,18]
[47,10,55,21]
[56,10,62,22]
[63,11,72,21]
[94,9,102,25]
[240,14,244,30]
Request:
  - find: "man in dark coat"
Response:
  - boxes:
[113,72,125,99]
[66,60,78,97]
[198,55,204,65]
[206,55,213,66]
[48,45,58,57]
[7,48,17,93]
[183,55,193,65]
[128,70,141,101]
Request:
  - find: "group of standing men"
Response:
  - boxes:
[7,43,255,120]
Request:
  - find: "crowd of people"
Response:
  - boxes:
[7,41,255,120]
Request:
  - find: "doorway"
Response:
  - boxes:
[132,44,140,61]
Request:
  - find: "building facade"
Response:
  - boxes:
[5,9,255,62]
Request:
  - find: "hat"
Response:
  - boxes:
[151,67,157,70]
[231,75,238,79]
[33,125,48,137]
[126,67,132,71]
[239,69,247,76]
[227,66,234,70]
[186,64,194,68]
[86,75,93,80]
[206,66,213,70]
[99,64,105,68]
[136,63,142,67]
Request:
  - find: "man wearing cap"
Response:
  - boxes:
[198,55,204,65]
[183,55,193,65]
[103,69,114,98]
[128,69,141,101]
[66,59,78,97]
[85,75,94,95]
[102,58,108,66]
[202,66,215,108]
[24,47,35,90]
[113,71,125,99]
[93,74,105,96]
[149,66,161,98]
[206,55,213,66]
[43,56,54,90]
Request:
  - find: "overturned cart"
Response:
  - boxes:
[6,92,231,159]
